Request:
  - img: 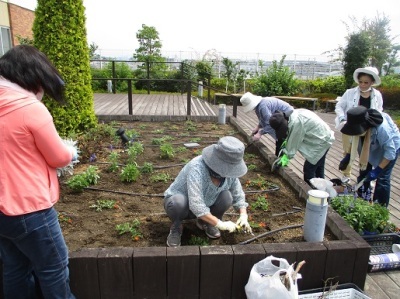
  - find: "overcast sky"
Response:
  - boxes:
[9,0,400,61]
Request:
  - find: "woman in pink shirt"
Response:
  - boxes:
[0,45,76,298]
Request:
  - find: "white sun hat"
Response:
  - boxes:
[353,67,381,86]
[240,92,262,113]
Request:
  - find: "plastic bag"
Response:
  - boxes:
[245,255,300,299]
[310,178,337,198]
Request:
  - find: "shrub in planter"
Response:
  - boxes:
[330,195,393,234]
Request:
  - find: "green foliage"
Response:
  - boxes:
[150,172,171,183]
[247,164,257,171]
[90,199,116,212]
[107,152,120,172]
[195,61,213,83]
[66,166,99,192]
[188,235,210,246]
[253,55,299,96]
[250,195,270,211]
[120,163,140,182]
[140,162,154,174]
[16,35,34,45]
[126,142,144,163]
[33,0,97,135]
[343,32,371,89]
[133,24,168,91]
[330,195,391,234]
[115,219,142,240]
[160,143,175,159]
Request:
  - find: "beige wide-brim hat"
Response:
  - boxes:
[353,67,381,86]
[202,136,247,178]
[240,92,262,113]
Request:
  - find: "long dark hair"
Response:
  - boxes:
[0,45,65,103]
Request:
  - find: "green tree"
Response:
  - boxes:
[384,45,400,75]
[33,0,97,135]
[342,32,370,89]
[133,24,167,90]
[253,55,298,96]
[365,13,393,73]
[89,42,100,59]
[221,57,238,93]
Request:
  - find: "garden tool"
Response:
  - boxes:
[353,178,367,192]
[271,149,286,172]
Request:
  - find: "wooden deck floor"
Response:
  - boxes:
[94,93,400,298]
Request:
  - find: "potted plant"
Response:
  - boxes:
[330,195,395,235]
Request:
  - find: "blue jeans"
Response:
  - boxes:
[363,153,398,207]
[0,207,75,299]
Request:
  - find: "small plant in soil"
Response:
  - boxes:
[140,162,154,174]
[150,172,171,183]
[188,235,210,246]
[160,143,175,159]
[107,152,120,172]
[250,194,270,211]
[90,199,119,212]
[120,163,140,182]
[66,165,99,192]
[115,219,142,241]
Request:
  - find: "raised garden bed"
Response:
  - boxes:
[0,116,371,299]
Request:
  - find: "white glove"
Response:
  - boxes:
[251,126,260,135]
[62,138,79,161]
[252,132,262,142]
[236,214,252,234]
[337,120,346,131]
[215,220,237,233]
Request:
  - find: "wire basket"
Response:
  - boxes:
[362,233,400,272]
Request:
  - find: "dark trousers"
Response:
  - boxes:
[303,150,328,186]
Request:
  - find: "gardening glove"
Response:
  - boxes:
[277,154,290,167]
[365,166,383,182]
[252,131,262,142]
[215,220,237,233]
[236,214,252,234]
[339,153,350,171]
[251,125,260,135]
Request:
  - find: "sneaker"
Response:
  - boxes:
[166,226,182,247]
[196,219,221,239]
[341,176,350,184]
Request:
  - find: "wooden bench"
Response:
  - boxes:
[273,96,318,110]
[325,99,338,113]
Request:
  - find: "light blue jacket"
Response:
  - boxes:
[284,109,335,165]
[368,112,400,167]
[164,156,248,217]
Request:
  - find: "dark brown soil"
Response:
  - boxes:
[56,120,333,251]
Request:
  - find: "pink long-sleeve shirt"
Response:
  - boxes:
[0,79,72,215]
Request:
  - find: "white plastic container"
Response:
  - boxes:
[218,104,226,124]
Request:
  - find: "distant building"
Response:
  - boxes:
[0,0,35,55]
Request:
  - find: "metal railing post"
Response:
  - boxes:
[112,61,116,94]
[128,79,133,115]
[186,80,191,116]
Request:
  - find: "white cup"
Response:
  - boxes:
[392,244,400,253]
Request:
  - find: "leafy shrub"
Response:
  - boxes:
[120,163,140,182]
[330,195,391,234]
[66,165,99,192]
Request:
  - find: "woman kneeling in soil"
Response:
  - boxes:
[163,136,252,247]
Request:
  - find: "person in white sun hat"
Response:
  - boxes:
[163,136,252,247]
[334,66,383,183]
[240,92,294,156]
